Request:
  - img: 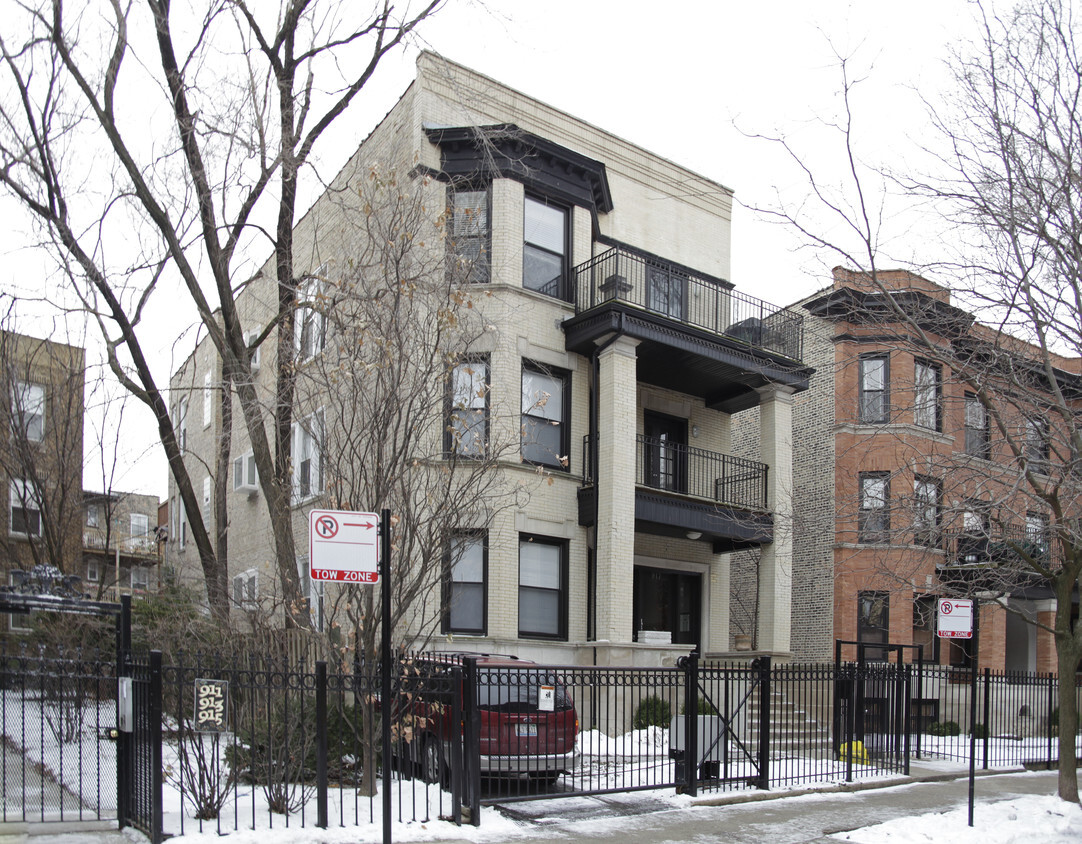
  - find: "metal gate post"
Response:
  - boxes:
[683,652,699,796]
[315,661,328,828]
[902,664,912,776]
[845,664,857,783]
[149,651,164,844]
[462,656,481,826]
[982,667,991,770]
[450,663,463,824]
[755,656,771,790]
[117,595,132,831]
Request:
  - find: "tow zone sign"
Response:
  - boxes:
[309,509,380,583]
[937,598,974,639]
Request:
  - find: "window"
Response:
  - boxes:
[245,328,261,372]
[443,532,487,635]
[1025,416,1049,466]
[130,567,150,592]
[523,197,568,299]
[858,472,890,543]
[964,393,990,458]
[857,591,889,661]
[518,535,567,640]
[177,498,187,551]
[447,359,488,457]
[913,360,941,431]
[292,410,324,502]
[233,452,258,492]
[202,477,211,518]
[86,504,99,528]
[131,513,150,548]
[9,479,42,537]
[913,476,941,547]
[297,555,323,632]
[177,397,188,455]
[959,500,989,563]
[203,372,213,428]
[12,382,44,442]
[450,187,489,283]
[912,597,940,663]
[1025,512,1051,561]
[8,573,31,632]
[645,261,686,320]
[86,560,100,583]
[521,364,569,469]
[233,568,259,610]
[295,274,326,361]
[858,355,889,423]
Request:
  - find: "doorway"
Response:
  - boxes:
[643,412,688,494]
[632,565,701,649]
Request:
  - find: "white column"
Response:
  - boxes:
[756,384,795,654]
[594,335,639,643]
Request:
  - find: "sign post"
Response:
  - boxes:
[379,509,392,844]
[937,597,978,827]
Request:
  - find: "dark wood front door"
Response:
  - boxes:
[633,565,701,649]
[644,412,688,493]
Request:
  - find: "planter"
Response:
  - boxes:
[734,634,753,651]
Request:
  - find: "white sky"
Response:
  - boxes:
[1,0,986,498]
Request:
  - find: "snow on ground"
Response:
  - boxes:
[830,794,1082,843]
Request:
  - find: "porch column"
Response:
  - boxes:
[595,335,639,643]
[756,384,795,655]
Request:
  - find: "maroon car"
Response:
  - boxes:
[403,654,579,785]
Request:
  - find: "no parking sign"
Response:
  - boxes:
[937,597,974,639]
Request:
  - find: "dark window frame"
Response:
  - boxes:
[964,393,990,459]
[448,184,490,284]
[857,590,890,661]
[859,354,890,424]
[445,356,490,459]
[912,474,941,547]
[520,361,570,470]
[913,359,941,431]
[518,534,568,641]
[858,471,891,544]
[442,530,488,636]
[1025,415,1050,466]
[522,194,570,301]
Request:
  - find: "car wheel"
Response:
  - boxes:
[421,735,443,785]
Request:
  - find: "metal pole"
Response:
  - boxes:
[315,661,328,829]
[968,600,981,828]
[380,509,392,844]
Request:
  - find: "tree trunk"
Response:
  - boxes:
[1055,601,1080,803]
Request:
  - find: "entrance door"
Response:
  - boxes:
[644,412,688,494]
[633,566,701,649]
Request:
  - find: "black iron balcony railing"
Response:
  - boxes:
[942,525,1055,568]
[572,247,804,361]
[582,434,768,511]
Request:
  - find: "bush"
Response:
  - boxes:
[633,695,672,730]
[1049,707,1082,734]
[971,723,988,739]
[928,720,961,737]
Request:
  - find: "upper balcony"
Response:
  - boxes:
[562,246,812,413]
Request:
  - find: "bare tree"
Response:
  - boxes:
[0,0,443,625]
[752,0,1082,801]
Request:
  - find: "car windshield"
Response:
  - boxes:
[477,669,573,712]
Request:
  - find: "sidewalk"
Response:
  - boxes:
[0,764,1068,843]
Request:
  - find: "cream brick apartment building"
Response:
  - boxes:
[166,54,812,666]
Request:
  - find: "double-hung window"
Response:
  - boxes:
[450,187,489,283]
[233,568,259,610]
[960,500,990,563]
[523,197,568,299]
[131,513,150,550]
[203,372,213,428]
[518,535,567,640]
[521,363,569,469]
[1025,416,1050,467]
[293,410,325,502]
[296,555,323,632]
[295,273,326,361]
[444,532,487,635]
[964,393,990,458]
[9,479,42,537]
[1025,512,1051,561]
[913,360,941,431]
[859,355,889,423]
[858,472,890,543]
[12,382,44,442]
[447,359,488,457]
[177,397,188,455]
[912,476,941,547]
[857,590,889,661]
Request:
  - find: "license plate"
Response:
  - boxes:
[515,723,538,737]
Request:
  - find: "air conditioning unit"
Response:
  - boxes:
[233,453,258,495]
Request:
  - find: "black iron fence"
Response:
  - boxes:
[2,643,1079,839]
[572,246,805,361]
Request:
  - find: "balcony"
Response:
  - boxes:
[937,526,1054,593]
[578,435,773,552]
[83,532,161,559]
[563,247,811,413]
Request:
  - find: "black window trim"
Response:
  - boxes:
[517,533,569,641]
[520,360,571,471]
[445,355,490,459]
[443,530,488,636]
[858,471,891,544]
[448,183,491,284]
[522,194,571,301]
[913,358,942,432]
[858,353,890,424]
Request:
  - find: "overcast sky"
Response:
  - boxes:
[2,0,987,499]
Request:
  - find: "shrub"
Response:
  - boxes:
[633,696,672,730]
[971,723,988,739]
[680,697,720,716]
[928,720,961,737]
